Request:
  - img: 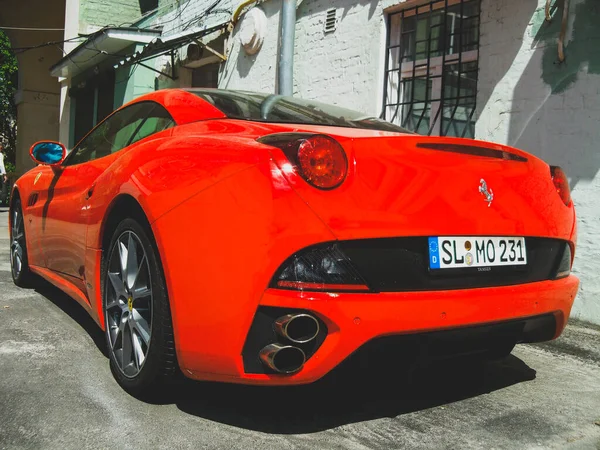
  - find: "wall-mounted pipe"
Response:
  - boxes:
[278,0,296,96]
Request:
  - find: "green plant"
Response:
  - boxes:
[5,160,15,174]
[0,30,18,166]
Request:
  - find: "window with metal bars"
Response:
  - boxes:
[382,0,481,138]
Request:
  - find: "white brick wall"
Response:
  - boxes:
[292,0,384,114]
[221,0,387,108]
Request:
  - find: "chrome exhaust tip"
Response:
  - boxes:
[259,343,306,374]
[274,313,320,344]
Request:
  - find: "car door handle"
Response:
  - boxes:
[85,185,95,200]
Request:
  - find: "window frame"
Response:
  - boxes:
[382,0,481,138]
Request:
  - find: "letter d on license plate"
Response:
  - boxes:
[428,236,527,269]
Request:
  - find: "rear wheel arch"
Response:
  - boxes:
[9,187,21,210]
[100,195,151,253]
[9,188,27,250]
[8,188,21,242]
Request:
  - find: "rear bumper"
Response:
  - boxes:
[184,274,579,385]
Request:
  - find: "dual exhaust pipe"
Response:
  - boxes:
[259,313,320,374]
[259,343,306,374]
[274,313,320,344]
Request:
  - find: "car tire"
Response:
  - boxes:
[101,217,178,398]
[10,197,35,288]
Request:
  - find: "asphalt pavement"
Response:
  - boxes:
[1,206,599,450]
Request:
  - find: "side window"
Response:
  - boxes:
[129,105,175,146]
[66,118,113,166]
[110,109,150,153]
[64,102,173,166]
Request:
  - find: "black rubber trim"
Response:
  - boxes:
[339,237,565,292]
[416,142,528,162]
[270,237,567,293]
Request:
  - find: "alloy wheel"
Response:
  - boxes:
[10,203,25,280]
[105,231,153,378]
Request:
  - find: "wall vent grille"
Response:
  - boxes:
[325,9,337,33]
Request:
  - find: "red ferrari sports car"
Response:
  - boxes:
[10,89,578,396]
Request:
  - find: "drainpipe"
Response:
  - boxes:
[278,0,296,96]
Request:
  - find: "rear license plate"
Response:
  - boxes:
[428,237,527,270]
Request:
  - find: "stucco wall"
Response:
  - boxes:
[80,0,146,32]
[0,0,65,173]
[476,0,600,324]
[59,0,82,147]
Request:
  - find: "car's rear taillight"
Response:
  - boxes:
[258,133,348,189]
[551,166,571,206]
[271,244,370,292]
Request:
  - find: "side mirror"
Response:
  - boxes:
[30,141,67,166]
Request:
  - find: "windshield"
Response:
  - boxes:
[187,89,413,133]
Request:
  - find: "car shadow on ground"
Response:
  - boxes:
[32,278,108,358]
[31,276,537,434]
[168,354,536,434]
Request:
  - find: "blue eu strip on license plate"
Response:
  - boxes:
[428,236,527,270]
[428,237,441,269]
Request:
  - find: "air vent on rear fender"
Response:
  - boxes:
[325,8,337,33]
[27,193,38,207]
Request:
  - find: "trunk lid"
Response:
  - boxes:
[268,129,573,240]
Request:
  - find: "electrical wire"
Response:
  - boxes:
[181,7,231,32]
[0,26,64,31]
[119,0,180,27]
[115,63,139,85]
[204,0,226,16]
[145,0,225,31]
[176,8,230,34]
[12,24,125,55]
[143,0,194,30]
[13,35,88,54]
